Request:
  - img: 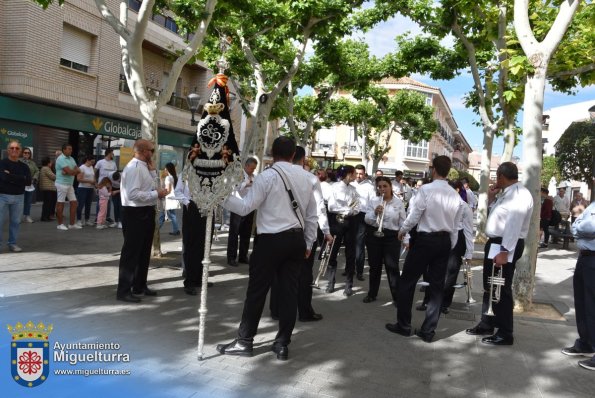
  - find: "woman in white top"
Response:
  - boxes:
[326,165,360,296]
[158,162,180,235]
[75,155,96,226]
[363,176,406,304]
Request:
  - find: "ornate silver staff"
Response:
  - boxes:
[186,35,243,360]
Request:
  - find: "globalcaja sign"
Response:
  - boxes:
[0,119,34,147]
[91,117,142,139]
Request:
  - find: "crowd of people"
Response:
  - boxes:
[1,137,594,371]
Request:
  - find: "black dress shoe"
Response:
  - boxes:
[466,325,495,336]
[385,323,411,337]
[363,296,376,303]
[169,231,181,236]
[238,257,249,264]
[356,274,365,281]
[416,303,427,311]
[343,287,353,296]
[441,307,449,314]
[228,259,239,267]
[481,334,514,346]
[216,340,253,357]
[271,343,289,360]
[184,287,197,296]
[117,294,141,303]
[414,329,434,343]
[341,271,347,276]
[299,313,323,322]
[132,287,158,296]
[325,284,335,293]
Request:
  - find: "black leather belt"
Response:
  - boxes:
[580,250,595,257]
[417,231,449,237]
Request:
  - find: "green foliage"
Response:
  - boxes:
[541,155,562,188]
[554,121,595,188]
[447,168,459,181]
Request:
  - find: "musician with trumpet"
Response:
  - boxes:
[326,165,360,296]
[362,176,407,304]
[466,162,533,346]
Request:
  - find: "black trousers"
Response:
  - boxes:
[41,190,56,220]
[540,219,551,244]
[354,212,367,275]
[237,229,306,346]
[365,227,400,301]
[477,238,524,337]
[227,211,255,261]
[182,202,212,288]
[571,252,595,352]
[117,206,155,297]
[396,232,451,334]
[423,229,466,308]
[328,213,357,287]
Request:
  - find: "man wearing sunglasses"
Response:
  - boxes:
[0,140,32,252]
[116,139,167,303]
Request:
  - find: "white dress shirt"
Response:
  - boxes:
[223,161,317,247]
[365,195,407,232]
[458,198,475,259]
[293,165,330,235]
[485,181,533,252]
[174,177,191,207]
[351,179,377,214]
[235,170,254,199]
[328,180,360,216]
[320,181,332,204]
[400,179,463,249]
[120,157,159,207]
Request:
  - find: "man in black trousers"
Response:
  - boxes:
[387,156,463,342]
[227,157,258,266]
[117,139,167,303]
[217,137,317,360]
[466,162,533,345]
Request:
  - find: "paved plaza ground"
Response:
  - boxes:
[1,203,594,397]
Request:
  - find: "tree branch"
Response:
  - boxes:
[93,0,130,41]
[550,62,595,78]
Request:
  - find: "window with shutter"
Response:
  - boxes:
[60,25,92,73]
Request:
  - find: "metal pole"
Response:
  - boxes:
[197,208,213,360]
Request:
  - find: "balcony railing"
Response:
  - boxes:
[119,75,189,111]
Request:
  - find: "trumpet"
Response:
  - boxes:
[485,264,505,316]
[313,237,336,288]
[373,201,387,238]
[336,200,358,224]
[463,259,476,304]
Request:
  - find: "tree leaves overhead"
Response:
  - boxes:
[554,121,595,189]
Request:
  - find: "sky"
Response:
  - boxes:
[352,14,595,160]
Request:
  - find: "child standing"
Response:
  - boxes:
[96,177,112,229]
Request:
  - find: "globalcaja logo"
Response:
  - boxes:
[7,321,53,388]
[92,117,104,131]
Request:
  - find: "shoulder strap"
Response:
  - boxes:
[271,165,304,229]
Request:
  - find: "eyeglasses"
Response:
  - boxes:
[8,147,20,150]
[23,152,31,155]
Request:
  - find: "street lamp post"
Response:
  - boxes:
[341,143,348,163]
[323,150,327,168]
[186,93,202,126]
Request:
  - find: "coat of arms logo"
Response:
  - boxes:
[7,321,53,387]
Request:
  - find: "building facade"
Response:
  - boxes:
[0,0,238,170]
[310,77,472,179]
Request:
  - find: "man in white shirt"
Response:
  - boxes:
[466,162,533,346]
[553,186,571,219]
[226,157,258,266]
[217,137,317,361]
[95,148,118,226]
[116,140,167,303]
[392,170,404,197]
[386,156,464,343]
[351,164,377,280]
